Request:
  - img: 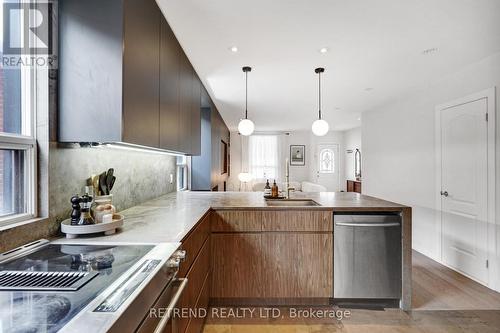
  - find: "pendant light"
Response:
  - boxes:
[238,66,255,136]
[311,67,329,136]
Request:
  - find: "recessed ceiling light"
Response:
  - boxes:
[357,117,361,121]
[229,46,238,53]
[422,47,438,55]
[319,47,329,54]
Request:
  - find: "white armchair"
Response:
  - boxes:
[301,181,326,192]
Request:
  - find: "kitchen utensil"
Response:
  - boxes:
[109,176,116,193]
[91,175,100,196]
[99,172,107,196]
[105,168,114,195]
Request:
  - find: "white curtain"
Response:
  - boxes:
[248,135,280,182]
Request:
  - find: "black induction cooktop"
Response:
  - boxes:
[0,243,153,333]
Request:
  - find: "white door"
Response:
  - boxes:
[440,98,489,284]
[315,144,339,191]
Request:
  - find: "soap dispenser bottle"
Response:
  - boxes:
[271,180,279,198]
[264,180,271,196]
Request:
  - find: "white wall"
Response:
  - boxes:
[344,127,362,182]
[229,130,346,191]
[362,52,500,290]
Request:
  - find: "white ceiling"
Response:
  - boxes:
[157,0,500,131]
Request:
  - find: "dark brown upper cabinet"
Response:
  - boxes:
[191,74,202,155]
[122,0,160,147]
[59,0,203,155]
[159,19,181,151]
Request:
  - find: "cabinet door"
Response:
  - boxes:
[159,18,180,151]
[211,234,262,298]
[178,51,192,154]
[262,233,333,298]
[190,72,201,155]
[177,238,210,333]
[122,0,160,147]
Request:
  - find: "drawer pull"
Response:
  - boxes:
[153,278,188,333]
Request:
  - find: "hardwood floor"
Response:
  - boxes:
[203,309,500,332]
[203,250,500,332]
[412,250,500,310]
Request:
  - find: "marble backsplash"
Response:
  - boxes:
[0,143,177,252]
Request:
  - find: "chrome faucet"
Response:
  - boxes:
[285,159,295,199]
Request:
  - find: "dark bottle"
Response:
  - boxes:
[264,180,271,196]
[271,180,279,198]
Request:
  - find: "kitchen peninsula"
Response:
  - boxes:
[56,191,412,314]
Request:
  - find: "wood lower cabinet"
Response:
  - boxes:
[211,210,334,302]
[177,214,211,333]
[211,233,262,298]
[178,239,210,333]
[261,233,333,298]
[179,209,334,332]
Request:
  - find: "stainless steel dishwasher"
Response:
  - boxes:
[334,213,402,300]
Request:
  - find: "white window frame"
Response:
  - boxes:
[0,1,38,228]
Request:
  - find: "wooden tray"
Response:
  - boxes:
[61,214,124,239]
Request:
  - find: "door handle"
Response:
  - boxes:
[440,191,449,197]
[153,278,188,333]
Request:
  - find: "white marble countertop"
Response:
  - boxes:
[55,191,408,244]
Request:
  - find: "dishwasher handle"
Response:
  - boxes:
[335,222,400,227]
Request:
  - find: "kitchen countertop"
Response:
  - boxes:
[56,191,409,245]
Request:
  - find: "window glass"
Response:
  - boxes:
[0,0,23,135]
[249,135,279,180]
[0,149,25,217]
[319,148,334,173]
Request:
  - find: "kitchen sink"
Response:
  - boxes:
[265,199,321,207]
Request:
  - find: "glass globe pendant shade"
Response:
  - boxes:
[238,118,255,136]
[312,119,329,136]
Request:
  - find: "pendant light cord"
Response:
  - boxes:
[318,71,322,120]
[245,70,248,119]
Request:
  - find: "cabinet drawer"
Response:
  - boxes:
[211,210,262,232]
[179,213,210,277]
[184,272,210,333]
[177,238,210,333]
[262,211,333,232]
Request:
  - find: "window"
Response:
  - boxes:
[176,156,188,191]
[248,135,279,180]
[319,148,335,173]
[0,0,38,227]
